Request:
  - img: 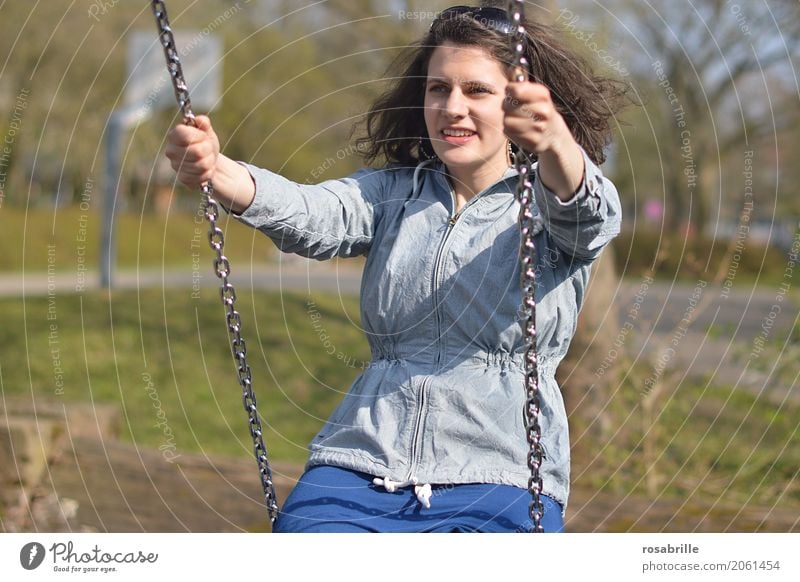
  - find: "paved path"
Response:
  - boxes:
[0,262,362,298]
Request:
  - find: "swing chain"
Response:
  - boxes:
[150,0,279,524]
[508,0,545,533]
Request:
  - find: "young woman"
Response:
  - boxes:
[165,4,627,532]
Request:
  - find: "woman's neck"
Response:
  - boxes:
[446,160,510,213]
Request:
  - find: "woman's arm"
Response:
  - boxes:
[164,115,388,259]
[533,149,621,262]
[503,81,621,261]
[165,115,255,214]
[234,163,387,259]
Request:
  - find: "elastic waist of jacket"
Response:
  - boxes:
[368,349,558,372]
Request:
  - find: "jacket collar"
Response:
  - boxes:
[427,159,520,200]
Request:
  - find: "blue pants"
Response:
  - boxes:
[274,465,564,533]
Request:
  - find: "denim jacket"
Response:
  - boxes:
[234,148,621,510]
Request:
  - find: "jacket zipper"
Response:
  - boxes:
[408,185,458,482]
[433,165,518,292]
[431,184,458,369]
[407,375,431,481]
[431,182,489,365]
[407,172,513,482]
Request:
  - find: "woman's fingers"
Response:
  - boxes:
[503,81,566,153]
[165,140,214,163]
[193,114,214,133]
[503,81,551,116]
[164,115,220,188]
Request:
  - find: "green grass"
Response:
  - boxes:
[0,288,367,463]
[571,359,800,509]
[1,206,275,273]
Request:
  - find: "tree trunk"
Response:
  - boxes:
[556,244,620,469]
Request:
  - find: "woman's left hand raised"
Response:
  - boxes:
[502,81,572,158]
[502,81,585,201]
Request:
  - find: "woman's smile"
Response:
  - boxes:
[441,126,479,144]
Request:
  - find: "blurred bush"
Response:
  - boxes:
[611,228,788,284]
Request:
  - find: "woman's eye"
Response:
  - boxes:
[428,85,447,93]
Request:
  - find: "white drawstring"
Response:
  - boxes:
[373,476,433,509]
[411,157,437,198]
[414,483,432,509]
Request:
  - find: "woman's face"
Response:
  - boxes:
[424,42,510,175]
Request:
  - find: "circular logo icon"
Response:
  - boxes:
[20,542,46,570]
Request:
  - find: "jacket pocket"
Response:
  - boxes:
[309,366,414,470]
[313,374,366,441]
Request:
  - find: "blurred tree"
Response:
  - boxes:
[0,1,263,209]
[564,0,800,496]
[578,0,800,234]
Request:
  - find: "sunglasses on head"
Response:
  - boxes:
[432,5,516,35]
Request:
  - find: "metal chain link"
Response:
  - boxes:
[508,0,545,533]
[150,0,279,524]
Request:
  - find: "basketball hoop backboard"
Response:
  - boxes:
[125,30,221,116]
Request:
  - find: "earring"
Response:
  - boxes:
[419,137,436,161]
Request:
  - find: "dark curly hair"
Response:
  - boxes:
[354,3,630,167]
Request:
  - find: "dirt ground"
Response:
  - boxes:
[4,436,796,533]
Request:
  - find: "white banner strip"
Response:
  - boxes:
[2,533,798,581]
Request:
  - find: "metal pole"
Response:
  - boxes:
[100,112,122,289]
